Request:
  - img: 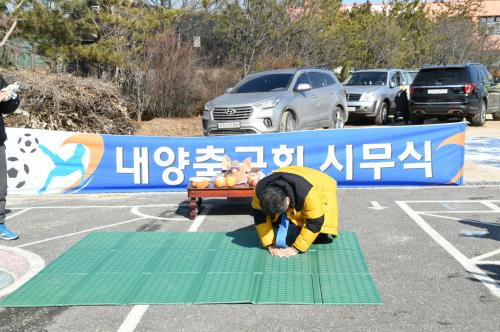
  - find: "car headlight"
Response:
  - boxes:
[204,102,214,111]
[360,91,378,102]
[254,98,280,109]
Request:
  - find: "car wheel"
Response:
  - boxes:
[410,112,424,125]
[330,107,344,129]
[470,101,486,127]
[279,111,296,132]
[492,111,500,121]
[374,102,388,125]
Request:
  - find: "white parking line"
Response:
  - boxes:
[130,206,188,221]
[6,204,185,210]
[396,201,500,298]
[475,261,500,265]
[5,208,31,220]
[14,204,193,248]
[117,204,213,332]
[480,201,500,211]
[396,200,500,203]
[472,249,500,262]
[15,215,146,248]
[421,213,500,231]
[415,210,500,214]
[116,305,150,332]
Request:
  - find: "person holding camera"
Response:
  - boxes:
[0,76,20,240]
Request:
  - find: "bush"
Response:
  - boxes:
[122,31,202,120]
[1,70,135,135]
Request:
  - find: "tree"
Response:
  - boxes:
[214,0,293,75]
[388,0,432,68]
[2,1,210,73]
[426,0,487,65]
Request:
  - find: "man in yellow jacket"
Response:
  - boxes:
[251,166,339,257]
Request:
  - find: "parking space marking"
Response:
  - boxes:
[117,305,149,332]
[481,201,500,211]
[6,204,184,210]
[396,201,500,298]
[130,206,188,221]
[15,215,147,249]
[472,249,500,262]
[401,200,500,204]
[416,210,500,214]
[117,204,213,332]
[9,203,191,248]
[5,208,31,220]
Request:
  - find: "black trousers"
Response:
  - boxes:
[0,144,7,225]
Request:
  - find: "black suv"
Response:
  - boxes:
[409,64,500,126]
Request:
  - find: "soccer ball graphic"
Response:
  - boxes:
[7,156,30,189]
[17,133,39,153]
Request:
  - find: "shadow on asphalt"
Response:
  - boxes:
[458,218,500,242]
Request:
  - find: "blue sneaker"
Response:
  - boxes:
[0,224,18,240]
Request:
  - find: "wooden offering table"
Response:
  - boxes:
[187,184,255,220]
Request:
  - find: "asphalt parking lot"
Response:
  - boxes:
[0,185,499,331]
[1,119,500,331]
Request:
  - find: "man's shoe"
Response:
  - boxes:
[0,224,19,240]
[313,233,333,244]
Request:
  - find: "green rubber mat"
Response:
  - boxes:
[0,231,381,306]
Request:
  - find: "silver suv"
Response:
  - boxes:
[343,69,412,125]
[202,68,348,135]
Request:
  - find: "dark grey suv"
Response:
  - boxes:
[409,64,500,126]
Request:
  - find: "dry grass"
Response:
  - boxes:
[134,117,204,137]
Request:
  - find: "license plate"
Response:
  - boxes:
[427,89,448,94]
[217,121,240,129]
[347,107,356,112]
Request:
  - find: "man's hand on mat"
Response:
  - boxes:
[268,246,298,257]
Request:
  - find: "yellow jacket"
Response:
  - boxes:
[251,166,338,253]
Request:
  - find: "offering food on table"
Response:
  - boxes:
[216,155,266,187]
[190,176,211,189]
[214,175,227,188]
[225,175,237,187]
[247,173,260,187]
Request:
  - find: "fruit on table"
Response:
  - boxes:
[225,175,236,187]
[214,176,227,188]
[247,174,259,187]
[190,177,210,189]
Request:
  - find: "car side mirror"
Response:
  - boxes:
[225,87,233,94]
[295,83,312,92]
[390,82,396,88]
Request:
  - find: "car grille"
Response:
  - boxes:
[213,107,253,121]
[347,94,361,102]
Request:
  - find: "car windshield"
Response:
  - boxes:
[344,72,387,86]
[408,71,419,81]
[232,74,293,93]
[413,68,465,85]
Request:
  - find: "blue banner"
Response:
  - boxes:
[5,122,466,194]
